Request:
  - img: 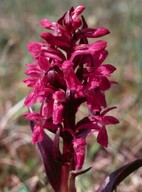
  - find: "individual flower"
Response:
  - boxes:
[76,107,119,147]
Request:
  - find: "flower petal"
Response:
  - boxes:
[97,127,108,147]
[41,100,53,118]
[27,42,42,57]
[87,89,107,112]
[72,6,85,19]
[53,90,65,102]
[62,60,82,91]
[53,102,64,125]
[102,115,119,125]
[23,112,42,121]
[40,32,70,49]
[98,64,116,77]
[40,19,54,30]
[24,91,37,106]
[23,78,37,87]
[73,138,86,169]
[32,124,44,144]
[92,27,110,38]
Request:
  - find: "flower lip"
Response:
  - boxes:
[73,138,86,169]
[26,42,42,57]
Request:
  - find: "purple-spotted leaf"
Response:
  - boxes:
[96,159,142,192]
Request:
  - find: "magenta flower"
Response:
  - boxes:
[24,5,118,192]
[76,107,119,148]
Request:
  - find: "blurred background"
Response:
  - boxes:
[0,0,142,191]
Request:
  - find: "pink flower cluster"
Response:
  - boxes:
[23,6,119,171]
